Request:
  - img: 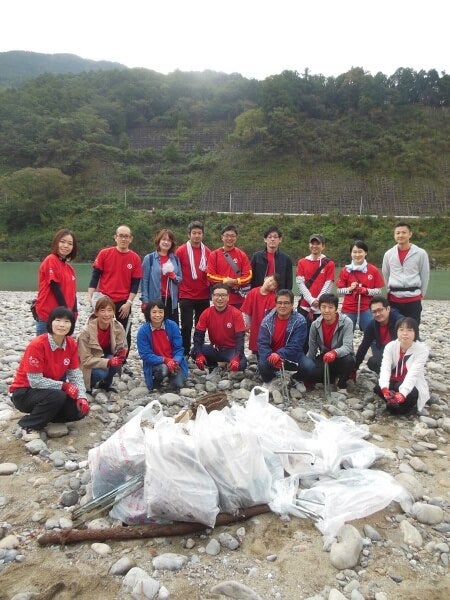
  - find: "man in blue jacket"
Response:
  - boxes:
[354,296,403,374]
[257,289,308,390]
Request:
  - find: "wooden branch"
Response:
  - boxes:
[37,504,271,546]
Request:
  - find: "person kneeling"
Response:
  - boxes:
[374,317,429,415]
[137,300,188,391]
[10,307,89,439]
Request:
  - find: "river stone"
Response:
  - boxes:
[91,542,112,556]
[210,580,263,600]
[0,534,20,549]
[46,423,69,438]
[330,525,363,570]
[0,463,18,475]
[218,532,240,550]
[110,556,136,575]
[152,552,188,570]
[123,567,159,599]
[412,502,444,525]
[394,473,424,501]
[206,538,221,556]
[400,520,423,547]
[329,589,347,600]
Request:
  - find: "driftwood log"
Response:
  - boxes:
[37,504,271,546]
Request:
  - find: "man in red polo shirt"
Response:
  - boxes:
[192,284,247,372]
[176,221,211,356]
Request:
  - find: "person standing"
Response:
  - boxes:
[77,296,127,393]
[241,274,279,355]
[207,225,252,308]
[375,317,429,415]
[354,296,403,375]
[251,226,293,290]
[192,284,247,372]
[295,234,335,350]
[382,221,429,325]
[336,240,384,331]
[34,228,78,336]
[176,221,211,355]
[88,225,142,368]
[257,289,309,390]
[10,307,89,439]
[303,293,355,390]
[141,229,182,324]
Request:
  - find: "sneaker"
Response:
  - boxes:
[96,381,118,393]
[292,380,306,393]
[21,428,40,441]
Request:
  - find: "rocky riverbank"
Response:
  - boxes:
[0,293,449,600]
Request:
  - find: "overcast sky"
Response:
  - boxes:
[2,0,448,80]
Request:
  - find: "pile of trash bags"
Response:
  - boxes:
[88,387,412,543]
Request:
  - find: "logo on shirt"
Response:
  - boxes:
[127,263,133,270]
[28,355,40,368]
[226,322,232,329]
[368,274,373,280]
[63,358,70,366]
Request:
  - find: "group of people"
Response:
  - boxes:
[10,219,431,437]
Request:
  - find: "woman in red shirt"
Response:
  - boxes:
[337,241,384,331]
[34,228,78,336]
[10,307,89,440]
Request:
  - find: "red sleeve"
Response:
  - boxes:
[196,307,209,331]
[231,307,247,333]
[336,268,350,288]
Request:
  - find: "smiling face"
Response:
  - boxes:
[309,240,324,257]
[51,317,72,337]
[320,302,338,324]
[211,287,229,311]
[397,323,415,349]
[57,234,74,259]
[114,227,132,252]
[370,302,390,325]
[394,226,412,249]
[158,233,173,255]
[275,294,293,320]
[189,227,204,247]
[351,245,367,264]
[96,305,115,329]
[221,230,237,251]
[265,231,282,253]
[262,275,279,293]
[149,305,165,328]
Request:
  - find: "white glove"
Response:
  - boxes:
[161,260,174,275]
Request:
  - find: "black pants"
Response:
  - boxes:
[374,381,418,415]
[114,299,132,359]
[11,387,83,430]
[298,307,320,353]
[389,300,422,326]
[304,354,355,389]
[161,296,179,326]
[179,298,210,355]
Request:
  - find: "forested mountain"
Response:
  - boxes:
[0,56,449,262]
[0,51,126,88]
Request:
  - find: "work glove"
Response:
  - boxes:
[357,286,368,295]
[164,357,179,373]
[168,271,176,280]
[323,350,337,363]
[381,387,394,401]
[76,398,90,416]
[161,260,174,275]
[228,355,240,372]
[391,392,406,405]
[108,355,124,368]
[195,353,207,370]
[268,353,282,368]
[61,382,78,400]
[116,347,127,359]
[141,302,148,313]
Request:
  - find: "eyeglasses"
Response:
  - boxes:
[213,293,228,297]
[276,301,292,306]
[371,308,386,315]
[266,235,280,240]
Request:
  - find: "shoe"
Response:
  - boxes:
[122,366,133,376]
[292,380,306,393]
[21,428,40,441]
[96,381,118,393]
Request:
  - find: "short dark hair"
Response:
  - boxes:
[46,307,76,336]
[188,221,204,233]
[211,283,230,295]
[370,295,389,308]
[318,293,338,309]
[396,317,419,340]
[221,224,237,235]
[144,300,166,322]
[276,289,294,303]
[50,228,77,261]
[265,273,281,286]
[264,226,282,238]
[154,229,176,253]
[350,240,368,253]
[394,221,411,231]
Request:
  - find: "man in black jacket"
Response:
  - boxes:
[355,296,403,374]
[251,226,293,290]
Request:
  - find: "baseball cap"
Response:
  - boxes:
[309,234,325,243]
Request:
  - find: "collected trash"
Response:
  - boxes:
[86,386,411,539]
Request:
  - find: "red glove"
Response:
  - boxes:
[108,355,124,368]
[76,398,90,416]
[167,271,176,280]
[141,302,148,313]
[164,358,179,373]
[357,286,368,295]
[348,369,357,381]
[392,392,406,405]
[116,347,127,359]
[228,355,240,372]
[195,354,207,370]
[323,350,337,363]
[268,353,282,368]
[381,387,394,400]
[62,382,78,400]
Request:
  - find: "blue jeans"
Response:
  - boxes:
[152,364,187,389]
[36,320,47,336]
[90,354,121,388]
[258,354,311,383]
[343,309,372,332]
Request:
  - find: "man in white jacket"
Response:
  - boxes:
[382,222,429,325]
